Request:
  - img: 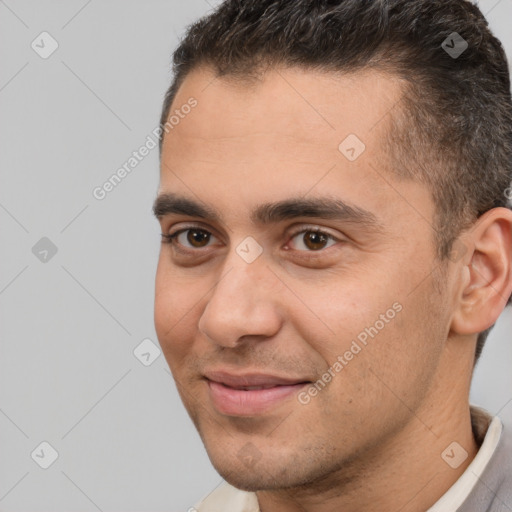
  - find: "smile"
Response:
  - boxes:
[203,371,310,416]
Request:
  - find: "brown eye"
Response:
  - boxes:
[186,229,211,248]
[165,228,218,250]
[304,231,329,250]
[289,229,337,251]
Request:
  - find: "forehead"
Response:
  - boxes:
[164,65,403,156]
[157,65,432,230]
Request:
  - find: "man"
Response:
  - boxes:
[152,0,512,510]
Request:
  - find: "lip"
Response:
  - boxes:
[203,370,310,416]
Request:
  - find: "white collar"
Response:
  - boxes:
[426,411,502,512]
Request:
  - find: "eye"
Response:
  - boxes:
[162,227,219,250]
[288,228,339,251]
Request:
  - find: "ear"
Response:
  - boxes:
[450,207,512,336]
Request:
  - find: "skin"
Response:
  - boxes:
[154,65,512,512]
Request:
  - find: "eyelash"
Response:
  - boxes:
[160,224,341,254]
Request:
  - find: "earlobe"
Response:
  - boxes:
[450,208,512,336]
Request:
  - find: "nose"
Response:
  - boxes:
[197,254,283,348]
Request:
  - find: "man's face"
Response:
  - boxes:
[154,66,454,490]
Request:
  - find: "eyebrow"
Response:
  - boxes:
[152,192,383,232]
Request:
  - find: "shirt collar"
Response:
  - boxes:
[426,405,502,512]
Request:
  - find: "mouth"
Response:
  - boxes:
[203,370,311,416]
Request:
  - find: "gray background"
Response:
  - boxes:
[0,1,511,510]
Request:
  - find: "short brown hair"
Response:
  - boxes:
[159,0,512,363]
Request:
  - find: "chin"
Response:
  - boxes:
[216,465,289,492]
[207,450,317,492]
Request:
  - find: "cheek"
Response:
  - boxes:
[288,276,392,359]
[154,263,201,365]
[286,256,432,379]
